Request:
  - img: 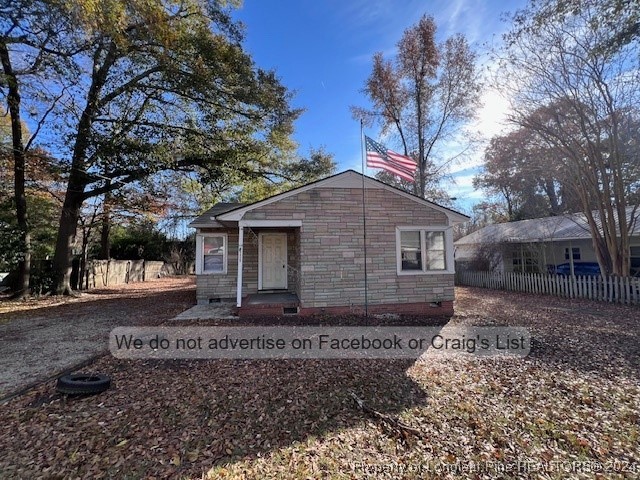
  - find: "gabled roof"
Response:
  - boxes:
[455,206,640,245]
[190,170,469,227]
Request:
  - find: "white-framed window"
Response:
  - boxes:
[513,249,540,273]
[395,226,454,275]
[196,233,228,275]
[564,247,581,260]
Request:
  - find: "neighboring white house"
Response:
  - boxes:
[455,207,640,275]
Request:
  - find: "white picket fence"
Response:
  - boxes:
[456,270,640,305]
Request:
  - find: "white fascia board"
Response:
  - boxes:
[239,219,303,228]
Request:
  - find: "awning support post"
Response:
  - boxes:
[237,221,244,308]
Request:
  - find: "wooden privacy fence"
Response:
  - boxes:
[456,270,640,306]
[76,260,178,290]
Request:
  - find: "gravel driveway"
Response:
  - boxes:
[0,277,196,399]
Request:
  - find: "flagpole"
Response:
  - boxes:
[360,121,369,317]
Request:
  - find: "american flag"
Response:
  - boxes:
[365,136,417,182]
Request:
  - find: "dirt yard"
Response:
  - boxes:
[0,287,639,479]
[0,277,196,398]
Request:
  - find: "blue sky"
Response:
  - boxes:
[232,0,528,213]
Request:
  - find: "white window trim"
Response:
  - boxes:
[195,233,228,275]
[395,226,454,275]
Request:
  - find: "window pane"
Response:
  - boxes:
[631,247,640,270]
[204,255,224,272]
[204,236,224,255]
[426,251,446,270]
[565,247,580,260]
[202,235,225,273]
[425,231,444,250]
[514,248,539,273]
[425,231,446,270]
[400,231,422,270]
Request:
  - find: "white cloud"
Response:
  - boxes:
[443,0,479,41]
[446,170,487,210]
[451,173,476,188]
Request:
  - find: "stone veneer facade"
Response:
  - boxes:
[196,185,455,316]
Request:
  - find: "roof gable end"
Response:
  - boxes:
[215,170,469,223]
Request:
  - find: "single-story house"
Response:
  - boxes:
[189,170,469,317]
[454,207,640,275]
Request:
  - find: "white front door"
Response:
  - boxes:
[260,233,288,290]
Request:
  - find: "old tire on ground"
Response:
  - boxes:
[56,374,111,395]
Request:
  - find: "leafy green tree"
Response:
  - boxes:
[3,0,331,296]
[233,147,336,203]
[160,147,335,226]
[1,33,30,296]
[109,222,169,261]
[0,108,60,286]
[9,0,302,294]
[0,189,59,276]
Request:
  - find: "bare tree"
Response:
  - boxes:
[353,15,482,198]
[496,0,640,275]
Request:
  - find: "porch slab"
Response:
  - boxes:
[239,292,300,317]
[244,292,299,306]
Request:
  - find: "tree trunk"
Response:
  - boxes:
[52,186,84,295]
[50,41,117,294]
[544,178,560,215]
[0,40,31,299]
[99,187,111,259]
[99,215,110,260]
[79,228,90,291]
